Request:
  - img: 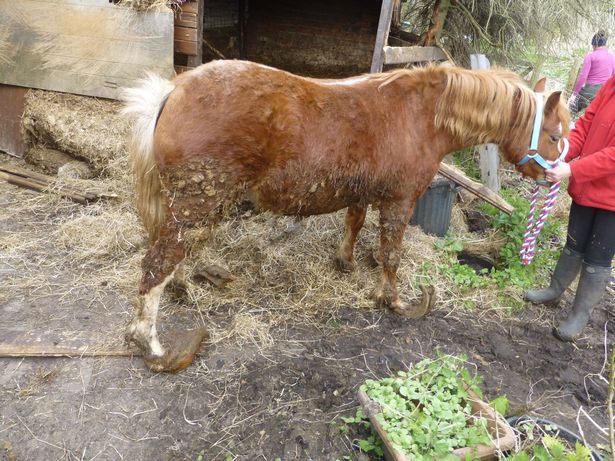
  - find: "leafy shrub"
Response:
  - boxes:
[356,354,492,460]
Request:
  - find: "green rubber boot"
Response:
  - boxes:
[523,247,583,305]
[553,264,612,342]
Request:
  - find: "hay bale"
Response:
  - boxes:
[22,90,130,177]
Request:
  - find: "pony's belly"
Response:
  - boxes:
[247,184,363,216]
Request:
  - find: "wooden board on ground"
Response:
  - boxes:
[0,0,174,100]
[0,84,27,157]
[0,329,136,357]
[0,329,207,358]
[438,162,514,215]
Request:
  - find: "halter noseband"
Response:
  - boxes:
[516,92,569,181]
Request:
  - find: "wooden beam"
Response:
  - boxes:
[438,163,514,215]
[0,329,207,358]
[0,329,135,357]
[383,45,447,64]
[370,0,395,73]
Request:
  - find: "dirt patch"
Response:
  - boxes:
[0,155,613,460]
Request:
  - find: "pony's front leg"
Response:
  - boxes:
[335,205,367,272]
[374,201,436,318]
[126,223,207,373]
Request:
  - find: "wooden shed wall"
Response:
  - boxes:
[200,0,380,77]
[246,0,380,77]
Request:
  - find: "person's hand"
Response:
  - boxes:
[545,162,572,183]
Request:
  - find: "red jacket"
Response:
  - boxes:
[566,75,615,212]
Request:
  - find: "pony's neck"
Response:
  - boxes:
[432,67,535,163]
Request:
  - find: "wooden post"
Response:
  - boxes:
[470,53,500,193]
[187,0,204,68]
[370,0,395,73]
[0,85,27,158]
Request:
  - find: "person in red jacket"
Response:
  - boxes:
[524,74,615,341]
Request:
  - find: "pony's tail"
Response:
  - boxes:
[121,74,175,242]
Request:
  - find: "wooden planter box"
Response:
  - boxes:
[357,388,516,461]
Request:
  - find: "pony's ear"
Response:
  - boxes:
[533,77,546,93]
[544,91,562,115]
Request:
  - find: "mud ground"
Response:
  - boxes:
[1,178,614,461]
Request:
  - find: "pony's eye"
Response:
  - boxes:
[549,135,560,143]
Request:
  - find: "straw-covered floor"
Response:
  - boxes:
[3,89,613,461]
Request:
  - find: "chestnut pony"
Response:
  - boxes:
[123,60,569,372]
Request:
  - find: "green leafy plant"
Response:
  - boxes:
[431,184,567,309]
[506,420,594,461]
[508,435,593,461]
[356,354,492,461]
[435,235,487,289]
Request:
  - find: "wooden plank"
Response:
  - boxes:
[0,329,207,358]
[180,1,199,14]
[175,12,198,28]
[438,163,514,215]
[370,0,395,73]
[0,0,174,100]
[383,45,447,64]
[0,85,27,158]
[0,329,135,357]
[470,54,500,192]
[174,39,198,56]
[174,26,197,42]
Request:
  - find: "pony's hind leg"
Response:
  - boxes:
[167,260,191,298]
[126,221,207,372]
[373,201,435,318]
[335,205,367,272]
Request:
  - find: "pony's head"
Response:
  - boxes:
[432,68,570,183]
[511,78,571,182]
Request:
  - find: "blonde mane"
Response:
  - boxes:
[379,66,540,148]
[434,66,536,146]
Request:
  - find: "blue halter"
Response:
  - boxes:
[516,92,569,176]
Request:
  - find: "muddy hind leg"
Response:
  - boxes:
[373,201,436,318]
[335,205,367,272]
[126,222,207,373]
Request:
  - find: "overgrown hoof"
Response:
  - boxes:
[334,255,357,273]
[390,285,436,319]
[143,328,209,373]
[371,288,393,309]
